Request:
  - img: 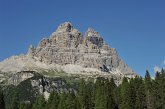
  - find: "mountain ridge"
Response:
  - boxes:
[0,22,137,85]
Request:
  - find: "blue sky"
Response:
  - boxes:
[0,0,165,77]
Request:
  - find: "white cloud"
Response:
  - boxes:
[154,66,161,73]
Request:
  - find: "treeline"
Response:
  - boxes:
[0,69,165,109]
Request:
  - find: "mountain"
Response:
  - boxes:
[0,22,138,105]
[0,22,136,85]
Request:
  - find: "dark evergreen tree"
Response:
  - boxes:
[19,102,32,109]
[119,77,132,109]
[19,102,26,109]
[85,83,94,109]
[78,79,86,109]
[78,79,93,109]
[11,92,19,109]
[135,77,146,109]
[127,78,136,109]
[104,78,116,109]
[74,96,81,109]
[153,69,165,109]
[161,69,165,108]
[94,78,106,109]
[145,70,155,109]
[32,95,46,109]
[154,72,163,108]
[0,88,5,109]
[46,91,59,109]
[3,69,165,109]
[65,91,77,109]
[57,93,67,109]
[110,78,119,109]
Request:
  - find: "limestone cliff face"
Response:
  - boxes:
[30,22,133,74]
[32,22,118,69]
[0,22,136,83]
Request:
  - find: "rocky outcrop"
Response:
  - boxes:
[6,71,77,101]
[30,22,134,75]
[0,22,137,83]
[28,45,36,57]
[85,28,104,47]
[8,71,34,85]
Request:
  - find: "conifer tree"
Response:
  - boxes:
[145,70,155,109]
[135,77,146,109]
[0,88,5,109]
[46,91,59,109]
[32,95,46,109]
[104,78,116,109]
[161,69,165,108]
[65,91,77,109]
[78,79,91,109]
[57,93,67,109]
[129,77,139,109]
[119,77,132,109]
[11,92,19,109]
[94,78,106,109]
[19,102,32,109]
[19,102,25,109]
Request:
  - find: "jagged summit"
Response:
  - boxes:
[85,28,101,37]
[0,22,137,84]
[56,22,73,33]
[85,28,104,47]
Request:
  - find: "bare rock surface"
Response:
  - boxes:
[0,22,137,83]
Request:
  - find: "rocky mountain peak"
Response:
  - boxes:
[84,28,103,47]
[0,22,137,84]
[56,22,73,33]
[28,44,35,57]
[85,28,101,37]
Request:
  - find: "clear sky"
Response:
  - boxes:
[0,0,165,77]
